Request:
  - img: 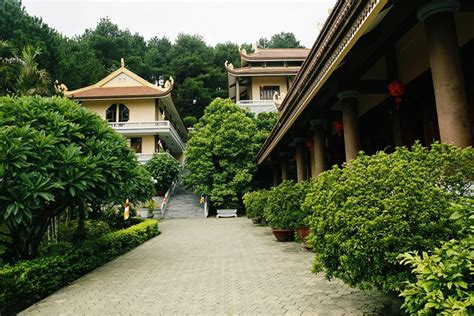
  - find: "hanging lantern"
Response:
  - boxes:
[387,80,406,111]
[306,138,314,149]
[333,120,343,137]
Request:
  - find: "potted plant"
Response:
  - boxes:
[146,199,155,218]
[243,189,269,225]
[264,180,309,242]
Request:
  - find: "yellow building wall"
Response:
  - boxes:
[142,135,155,153]
[251,76,288,100]
[81,99,156,122]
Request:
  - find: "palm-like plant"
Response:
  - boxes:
[0,41,50,96]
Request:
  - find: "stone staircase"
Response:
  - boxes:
[164,180,204,219]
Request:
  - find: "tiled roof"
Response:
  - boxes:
[227,66,302,76]
[242,48,310,61]
[68,86,169,99]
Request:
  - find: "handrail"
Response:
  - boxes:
[160,179,177,218]
[109,120,185,151]
[159,157,187,218]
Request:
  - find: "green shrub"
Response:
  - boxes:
[0,219,159,315]
[0,96,154,262]
[58,220,112,242]
[243,189,269,224]
[98,206,137,230]
[398,201,473,315]
[145,153,180,194]
[183,116,197,127]
[38,241,73,257]
[264,180,310,230]
[304,143,473,293]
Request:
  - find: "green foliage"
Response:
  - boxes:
[0,96,154,262]
[184,98,261,208]
[0,219,159,315]
[97,206,138,230]
[255,111,279,142]
[304,143,474,293]
[243,189,270,224]
[264,180,310,230]
[145,153,181,194]
[183,116,198,128]
[57,220,112,243]
[398,201,474,315]
[257,32,305,49]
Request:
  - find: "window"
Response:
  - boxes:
[106,104,117,122]
[119,103,129,122]
[130,137,142,153]
[105,103,129,122]
[260,86,280,100]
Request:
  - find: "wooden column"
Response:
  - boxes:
[311,119,328,176]
[279,152,290,182]
[295,138,306,183]
[271,160,280,187]
[235,78,240,102]
[418,0,472,147]
[338,90,361,162]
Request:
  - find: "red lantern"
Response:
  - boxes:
[306,138,314,149]
[333,120,343,136]
[387,80,406,111]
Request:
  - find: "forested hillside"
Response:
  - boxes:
[0,1,303,118]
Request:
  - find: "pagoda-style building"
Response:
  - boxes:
[65,59,187,164]
[225,47,310,114]
[257,0,474,185]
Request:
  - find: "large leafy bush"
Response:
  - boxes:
[264,180,310,230]
[0,96,154,262]
[0,219,159,315]
[399,201,473,315]
[184,98,261,208]
[243,189,269,224]
[304,143,473,293]
[145,153,180,194]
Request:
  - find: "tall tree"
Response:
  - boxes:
[269,32,304,48]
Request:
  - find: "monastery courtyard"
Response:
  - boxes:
[21,218,399,315]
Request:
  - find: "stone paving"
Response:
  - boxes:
[21,218,400,315]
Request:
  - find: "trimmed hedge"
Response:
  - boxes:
[0,219,159,315]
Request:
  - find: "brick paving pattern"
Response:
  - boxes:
[21,218,399,315]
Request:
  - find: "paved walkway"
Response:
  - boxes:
[21,218,399,315]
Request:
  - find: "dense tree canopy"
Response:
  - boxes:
[0,1,304,118]
[0,96,154,262]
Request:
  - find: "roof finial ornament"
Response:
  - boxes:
[252,42,258,53]
[120,58,125,68]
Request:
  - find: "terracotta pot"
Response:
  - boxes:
[295,227,310,241]
[272,229,295,242]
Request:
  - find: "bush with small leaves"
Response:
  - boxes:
[398,201,473,315]
[304,143,473,293]
[243,189,269,224]
[264,180,310,230]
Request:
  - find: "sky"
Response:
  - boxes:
[22,0,337,48]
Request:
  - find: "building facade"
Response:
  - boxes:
[66,59,187,164]
[257,0,474,185]
[225,47,310,114]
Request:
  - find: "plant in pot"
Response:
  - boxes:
[264,180,309,242]
[146,199,156,218]
[243,189,269,225]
